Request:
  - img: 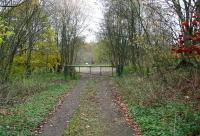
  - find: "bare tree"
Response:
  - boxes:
[100,0,177,72]
[48,0,88,72]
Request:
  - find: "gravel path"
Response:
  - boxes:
[38,75,135,136]
[39,79,88,136]
[96,77,134,136]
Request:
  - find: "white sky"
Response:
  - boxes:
[82,0,104,43]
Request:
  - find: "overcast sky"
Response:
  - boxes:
[82,0,104,43]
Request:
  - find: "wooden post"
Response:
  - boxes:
[64,66,68,80]
[79,66,80,73]
[90,66,91,74]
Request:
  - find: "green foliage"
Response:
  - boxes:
[0,17,13,39]
[0,18,13,48]
[130,103,200,136]
[0,38,3,46]
[11,27,60,76]
[0,73,76,136]
[93,41,110,64]
[114,74,200,136]
[0,1,59,82]
[123,65,151,76]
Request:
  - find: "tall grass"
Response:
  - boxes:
[114,67,200,136]
[0,72,65,107]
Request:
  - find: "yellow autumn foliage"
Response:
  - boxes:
[12,27,60,75]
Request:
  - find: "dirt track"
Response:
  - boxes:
[38,74,134,136]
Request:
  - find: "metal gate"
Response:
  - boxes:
[66,65,116,77]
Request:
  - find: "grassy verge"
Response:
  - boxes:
[114,74,200,136]
[1,73,72,105]
[0,73,77,136]
[65,79,104,136]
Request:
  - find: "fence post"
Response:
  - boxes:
[100,66,102,76]
[116,64,123,76]
[64,66,68,80]
[112,67,113,76]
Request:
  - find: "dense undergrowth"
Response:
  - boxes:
[114,66,200,136]
[0,73,77,135]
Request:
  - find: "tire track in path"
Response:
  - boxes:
[38,79,88,136]
[38,75,135,136]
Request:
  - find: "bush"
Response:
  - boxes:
[123,65,151,77]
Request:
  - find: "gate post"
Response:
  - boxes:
[100,66,102,76]
[64,66,69,80]
[116,64,123,76]
[112,67,113,76]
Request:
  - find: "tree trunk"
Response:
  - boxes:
[25,36,33,78]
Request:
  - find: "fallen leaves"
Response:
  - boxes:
[0,108,10,116]
[34,91,72,134]
[112,87,142,136]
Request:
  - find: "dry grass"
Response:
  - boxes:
[113,67,200,135]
